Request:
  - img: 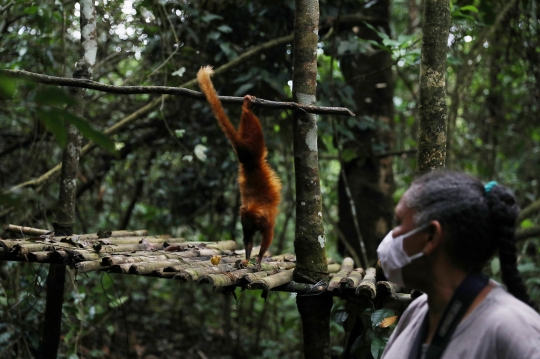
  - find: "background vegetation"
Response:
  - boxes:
[1,0,539,358]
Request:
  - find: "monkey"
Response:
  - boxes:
[197,66,282,270]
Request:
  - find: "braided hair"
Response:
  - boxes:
[403,171,532,307]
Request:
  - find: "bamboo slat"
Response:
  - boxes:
[340,268,365,289]
[198,269,253,286]
[356,267,377,298]
[128,260,185,275]
[248,269,294,291]
[328,257,354,291]
[0,224,415,301]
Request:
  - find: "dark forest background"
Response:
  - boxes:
[1,0,540,358]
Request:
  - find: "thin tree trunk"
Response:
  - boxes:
[483,21,507,179]
[118,150,156,230]
[291,1,333,358]
[40,1,97,357]
[338,0,395,264]
[416,0,451,172]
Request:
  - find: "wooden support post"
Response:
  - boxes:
[39,1,97,357]
[291,1,333,358]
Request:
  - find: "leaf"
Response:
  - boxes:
[175,129,185,138]
[0,74,16,99]
[37,108,67,147]
[0,192,21,207]
[491,257,500,275]
[207,31,221,40]
[109,295,129,308]
[371,337,387,359]
[526,277,540,285]
[172,67,186,77]
[233,68,259,83]
[233,82,254,96]
[219,42,238,61]
[51,108,116,153]
[64,328,76,345]
[459,5,479,13]
[363,22,389,40]
[34,86,78,107]
[217,25,232,33]
[371,308,396,328]
[201,13,222,23]
[350,333,365,355]
[520,219,535,229]
[518,262,539,273]
[341,148,358,163]
[379,315,397,328]
[194,144,207,162]
[332,309,349,326]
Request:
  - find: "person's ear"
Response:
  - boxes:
[423,220,443,256]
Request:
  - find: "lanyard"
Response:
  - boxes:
[408,272,489,359]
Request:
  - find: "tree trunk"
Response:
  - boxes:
[40,1,97,357]
[482,25,505,179]
[118,150,156,230]
[338,0,395,264]
[416,0,451,172]
[291,1,333,358]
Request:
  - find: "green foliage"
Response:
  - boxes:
[2,0,540,358]
[332,300,398,359]
[0,74,17,99]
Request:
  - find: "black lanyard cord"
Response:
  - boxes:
[408,272,489,359]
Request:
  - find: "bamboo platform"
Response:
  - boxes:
[0,224,411,304]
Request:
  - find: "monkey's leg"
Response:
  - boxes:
[237,96,265,159]
[240,227,255,268]
[256,226,274,271]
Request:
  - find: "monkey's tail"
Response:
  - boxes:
[197,66,239,146]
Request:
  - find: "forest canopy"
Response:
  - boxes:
[1,0,540,358]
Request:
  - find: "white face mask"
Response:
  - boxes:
[376,224,430,287]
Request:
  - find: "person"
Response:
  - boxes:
[378,171,540,359]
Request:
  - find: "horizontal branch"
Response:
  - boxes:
[517,198,540,223]
[515,225,540,242]
[1,69,355,116]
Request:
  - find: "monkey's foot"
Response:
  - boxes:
[243,95,256,109]
[236,259,251,269]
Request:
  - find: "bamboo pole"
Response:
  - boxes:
[75,260,109,273]
[175,263,236,282]
[327,263,341,273]
[339,268,365,289]
[3,224,50,235]
[248,269,294,291]
[199,268,253,286]
[128,260,185,275]
[356,267,377,298]
[327,258,354,291]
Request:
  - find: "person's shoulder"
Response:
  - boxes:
[488,286,540,328]
[400,293,427,322]
[483,287,540,358]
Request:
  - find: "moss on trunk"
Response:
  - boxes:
[416,0,451,172]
